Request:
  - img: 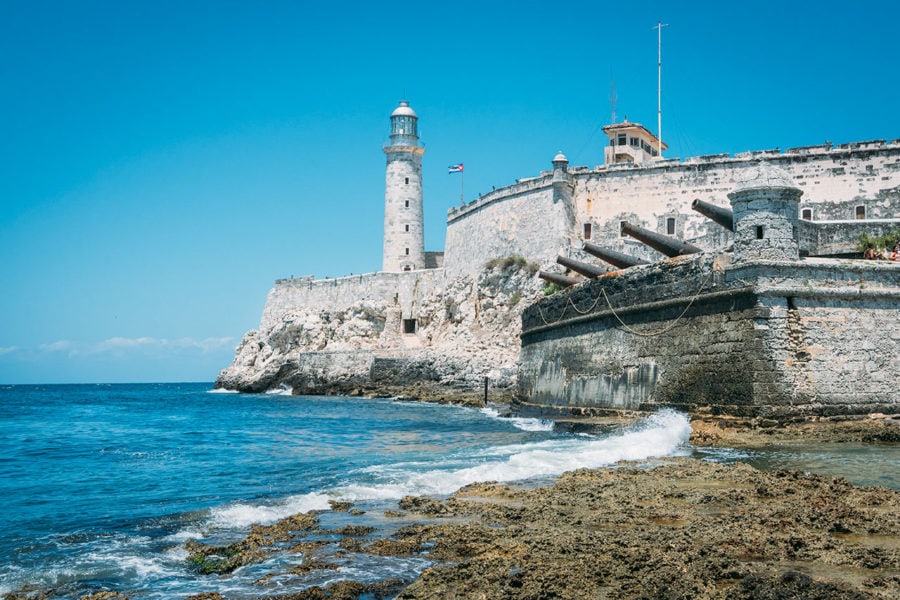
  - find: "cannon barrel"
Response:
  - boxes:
[620,221,702,257]
[582,242,650,268]
[538,271,581,287]
[691,199,734,231]
[556,255,608,278]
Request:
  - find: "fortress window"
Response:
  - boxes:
[403,319,417,334]
[801,208,812,220]
[666,217,676,235]
[405,177,409,184]
[855,205,866,219]
[405,200,409,208]
[405,224,409,232]
[756,226,765,240]
[583,223,592,239]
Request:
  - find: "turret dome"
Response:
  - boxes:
[391,101,417,118]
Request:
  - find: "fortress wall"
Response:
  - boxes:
[569,143,900,253]
[444,180,574,278]
[518,256,900,416]
[260,269,446,331]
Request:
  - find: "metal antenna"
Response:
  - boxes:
[610,79,617,124]
[652,21,669,157]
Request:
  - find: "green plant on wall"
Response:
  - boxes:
[858,229,900,253]
[542,282,561,296]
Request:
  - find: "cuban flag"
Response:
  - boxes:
[448,163,464,174]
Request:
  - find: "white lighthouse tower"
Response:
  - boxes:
[382,100,426,272]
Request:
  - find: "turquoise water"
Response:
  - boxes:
[0,383,895,598]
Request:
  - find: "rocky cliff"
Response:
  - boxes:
[216,259,543,404]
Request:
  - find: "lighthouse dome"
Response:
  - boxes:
[391,101,417,118]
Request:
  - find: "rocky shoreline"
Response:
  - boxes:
[5,415,898,600]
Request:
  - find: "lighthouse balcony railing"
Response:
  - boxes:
[384,137,425,150]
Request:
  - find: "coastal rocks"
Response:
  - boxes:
[216,261,542,402]
[377,458,900,599]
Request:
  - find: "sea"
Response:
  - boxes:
[0,383,897,599]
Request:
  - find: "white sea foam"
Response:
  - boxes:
[479,406,555,432]
[265,383,294,395]
[336,410,691,500]
[210,492,332,528]
[207,387,239,394]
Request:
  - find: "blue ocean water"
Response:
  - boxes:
[0,383,895,598]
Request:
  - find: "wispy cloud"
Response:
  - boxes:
[39,340,74,353]
[0,346,19,356]
[22,337,235,357]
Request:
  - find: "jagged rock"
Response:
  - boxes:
[216,262,542,401]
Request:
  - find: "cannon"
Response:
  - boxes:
[582,242,650,269]
[556,255,608,278]
[620,221,702,257]
[538,271,581,288]
[691,199,734,231]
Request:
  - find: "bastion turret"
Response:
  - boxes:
[382,101,426,272]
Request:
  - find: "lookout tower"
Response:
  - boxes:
[383,100,426,272]
[602,120,667,165]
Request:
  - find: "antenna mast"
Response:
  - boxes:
[610,79,617,124]
[653,21,669,157]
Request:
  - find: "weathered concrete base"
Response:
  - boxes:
[518,254,900,417]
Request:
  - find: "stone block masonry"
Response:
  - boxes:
[518,255,900,417]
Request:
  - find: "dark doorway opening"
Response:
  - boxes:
[403,319,417,334]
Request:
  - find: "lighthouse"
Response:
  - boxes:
[382,100,426,272]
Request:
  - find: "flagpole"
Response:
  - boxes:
[461,168,464,204]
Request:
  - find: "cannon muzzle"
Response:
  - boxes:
[538,271,581,288]
[556,255,607,278]
[620,221,702,257]
[691,199,734,231]
[582,242,650,269]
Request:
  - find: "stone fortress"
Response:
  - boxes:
[217,101,900,414]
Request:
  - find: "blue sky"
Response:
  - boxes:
[1,1,898,383]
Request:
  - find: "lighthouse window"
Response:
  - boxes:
[405,177,409,185]
[666,217,676,235]
[405,224,409,232]
[630,137,639,147]
[617,134,627,146]
[405,200,409,208]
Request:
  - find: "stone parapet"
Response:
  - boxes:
[519,254,900,416]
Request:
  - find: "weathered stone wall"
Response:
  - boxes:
[444,176,575,278]
[443,141,900,277]
[518,255,900,416]
[261,269,446,331]
[573,142,900,255]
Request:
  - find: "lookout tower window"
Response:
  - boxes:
[403,319,417,334]
[583,223,592,239]
[801,208,812,220]
[756,225,765,240]
[666,217,676,235]
[630,137,639,147]
[855,205,866,220]
[617,134,626,146]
